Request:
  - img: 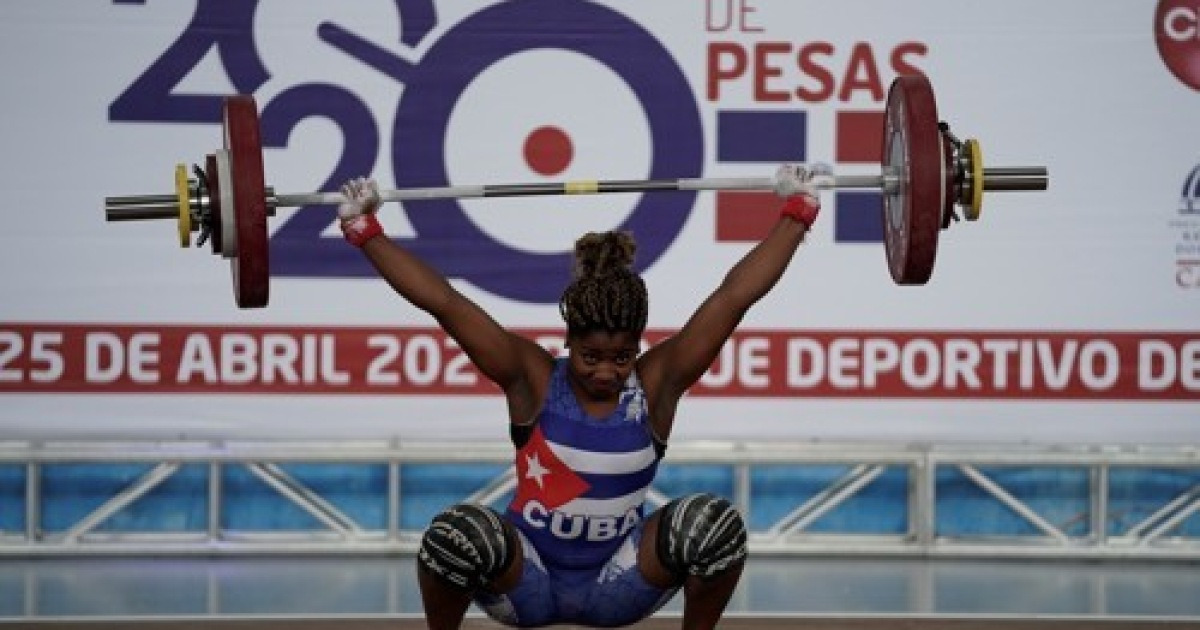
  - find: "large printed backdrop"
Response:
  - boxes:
[0,1,1197,444]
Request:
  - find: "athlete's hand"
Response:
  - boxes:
[772,162,831,200]
[338,177,384,247]
[337,177,382,221]
[774,163,831,229]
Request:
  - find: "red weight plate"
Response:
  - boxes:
[204,154,224,256]
[223,95,270,308]
[881,74,943,285]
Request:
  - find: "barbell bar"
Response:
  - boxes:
[104,74,1049,309]
[106,168,1046,217]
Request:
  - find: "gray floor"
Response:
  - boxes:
[1,555,1199,621]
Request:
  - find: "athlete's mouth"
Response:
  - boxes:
[588,379,620,396]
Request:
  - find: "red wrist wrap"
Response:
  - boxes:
[779,195,819,229]
[341,214,383,248]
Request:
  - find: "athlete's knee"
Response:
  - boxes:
[656,493,747,581]
[418,503,515,590]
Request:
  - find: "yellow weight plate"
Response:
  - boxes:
[176,163,191,247]
[964,139,984,221]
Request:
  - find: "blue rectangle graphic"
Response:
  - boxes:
[717,111,807,162]
[835,192,883,243]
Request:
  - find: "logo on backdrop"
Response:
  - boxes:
[109,0,925,303]
[1156,0,1200,92]
[109,0,700,303]
[1173,161,1200,288]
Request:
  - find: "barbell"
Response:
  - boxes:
[104,74,1048,309]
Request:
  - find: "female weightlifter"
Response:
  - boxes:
[337,163,825,630]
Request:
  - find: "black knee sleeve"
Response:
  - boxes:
[418,503,515,590]
[656,493,747,580]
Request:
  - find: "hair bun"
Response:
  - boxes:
[572,231,637,280]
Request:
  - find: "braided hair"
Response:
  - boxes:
[559,231,648,337]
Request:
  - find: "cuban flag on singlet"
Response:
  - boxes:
[508,402,661,569]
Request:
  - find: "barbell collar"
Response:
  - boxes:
[105,187,279,223]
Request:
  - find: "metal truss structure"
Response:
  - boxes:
[1,440,1197,559]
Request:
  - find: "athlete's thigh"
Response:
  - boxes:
[576,520,680,627]
[471,527,556,628]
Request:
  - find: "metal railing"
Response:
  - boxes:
[1,440,1197,559]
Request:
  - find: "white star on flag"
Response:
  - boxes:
[525,452,551,488]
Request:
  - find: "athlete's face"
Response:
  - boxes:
[566,330,641,400]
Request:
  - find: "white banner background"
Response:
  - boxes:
[0,0,1196,444]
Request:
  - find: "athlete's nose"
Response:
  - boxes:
[589,363,622,390]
